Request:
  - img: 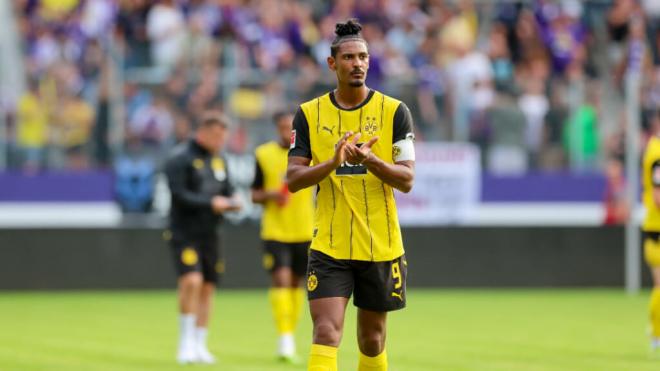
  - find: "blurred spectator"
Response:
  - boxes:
[114,137,155,212]
[518,78,549,166]
[146,0,186,69]
[116,0,152,67]
[128,93,174,150]
[16,81,49,172]
[563,85,601,171]
[38,0,79,22]
[51,92,95,169]
[603,156,629,225]
[80,0,116,41]
[486,92,527,174]
[488,23,515,93]
[92,70,111,167]
[540,82,569,170]
[183,13,218,70]
[536,0,587,77]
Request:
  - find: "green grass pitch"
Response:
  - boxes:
[0,289,658,370]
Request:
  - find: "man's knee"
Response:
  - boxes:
[272,267,293,287]
[358,327,386,356]
[179,272,203,290]
[313,320,343,346]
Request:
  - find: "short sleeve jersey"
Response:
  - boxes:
[289,89,414,262]
[643,136,660,232]
[252,141,314,242]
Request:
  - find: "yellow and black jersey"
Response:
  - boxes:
[252,141,314,242]
[643,136,660,232]
[289,89,414,262]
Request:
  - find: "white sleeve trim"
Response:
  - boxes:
[393,138,415,162]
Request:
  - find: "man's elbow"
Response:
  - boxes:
[398,179,414,194]
[286,169,303,193]
[288,180,304,193]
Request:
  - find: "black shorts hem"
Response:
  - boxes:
[262,240,310,276]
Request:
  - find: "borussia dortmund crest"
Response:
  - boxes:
[181,247,198,266]
[363,116,378,136]
[307,273,318,291]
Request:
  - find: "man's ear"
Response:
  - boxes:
[327,56,336,71]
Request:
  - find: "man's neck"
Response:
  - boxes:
[333,85,369,109]
[194,137,210,154]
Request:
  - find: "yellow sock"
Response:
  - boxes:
[651,288,660,337]
[308,344,337,371]
[291,287,305,330]
[269,288,294,334]
[358,350,388,371]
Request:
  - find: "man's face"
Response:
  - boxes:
[276,114,294,146]
[198,124,227,153]
[328,40,369,88]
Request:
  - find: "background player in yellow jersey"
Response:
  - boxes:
[642,112,660,353]
[287,19,415,371]
[251,111,314,362]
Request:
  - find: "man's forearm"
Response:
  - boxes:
[363,156,414,193]
[251,188,276,204]
[287,159,338,192]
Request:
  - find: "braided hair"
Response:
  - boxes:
[330,18,367,57]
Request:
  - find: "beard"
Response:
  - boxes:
[349,79,364,87]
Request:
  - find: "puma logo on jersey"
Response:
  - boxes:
[322,125,335,135]
[391,291,404,301]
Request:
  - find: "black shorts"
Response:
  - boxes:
[306,250,407,312]
[262,240,310,276]
[170,234,224,284]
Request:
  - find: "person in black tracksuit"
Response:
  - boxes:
[164,112,241,364]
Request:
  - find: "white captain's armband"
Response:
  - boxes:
[393,134,415,162]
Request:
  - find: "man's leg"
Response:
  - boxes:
[271,267,296,358]
[650,266,660,349]
[291,272,306,331]
[357,309,388,371]
[353,255,407,371]
[645,235,660,351]
[194,236,222,364]
[194,281,217,363]
[291,242,310,332]
[308,297,348,371]
[177,271,203,364]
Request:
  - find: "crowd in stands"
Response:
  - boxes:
[2,0,660,181]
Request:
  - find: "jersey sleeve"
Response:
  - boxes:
[288,107,312,159]
[251,158,264,189]
[392,102,415,143]
[220,155,236,197]
[165,154,213,209]
[652,160,660,187]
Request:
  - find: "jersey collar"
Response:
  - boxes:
[190,138,212,156]
[329,89,375,111]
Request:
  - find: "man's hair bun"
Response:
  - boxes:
[335,18,362,37]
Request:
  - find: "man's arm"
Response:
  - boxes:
[165,155,213,209]
[251,158,286,204]
[215,158,242,212]
[287,107,352,192]
[364,157,414,193]
[287,132,352,193]
[651,160,660,208]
